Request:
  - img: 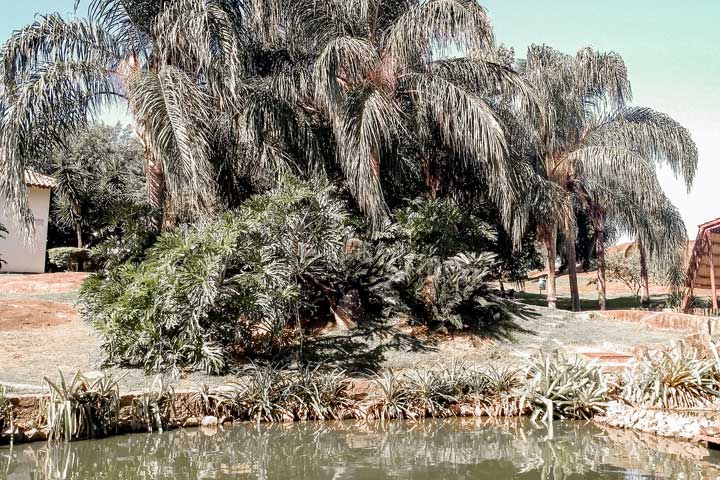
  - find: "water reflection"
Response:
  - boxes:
[2,418,720,479]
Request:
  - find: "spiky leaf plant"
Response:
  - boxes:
[366,370,415,421]
[623,343,720,409]
[132,375,175,433]
[523,353,609,423]
[405,370,457,418]
[290,365,356,421]
[43,370,123,441]
[239,363,293,423]
[0,386,14,445]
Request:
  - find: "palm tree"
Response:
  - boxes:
[1,0,535,233]
[52,156,89,248]
[584,163,689,310]
[517,45,696,310]
[0,0,236,227]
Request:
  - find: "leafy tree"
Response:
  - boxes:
[605,250,643,300]
[1,0,534,233]
[27,123,152,258]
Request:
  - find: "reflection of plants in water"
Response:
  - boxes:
[4,419,720,479]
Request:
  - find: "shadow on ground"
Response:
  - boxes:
[296,303,539,373]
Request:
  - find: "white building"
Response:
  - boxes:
[0,171,55,273]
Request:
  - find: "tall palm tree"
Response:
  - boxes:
[1,0,535,233]
[583,159,689,310]
[517,45,696,310]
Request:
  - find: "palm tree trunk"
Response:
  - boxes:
[639,241,651,307]
[71,199,83,248]
[145,153,167,228]
[590,208,607,310]
[75,222,83,249]
[544,224,558,309]
[565,228,581,312]
[595,227,607,311]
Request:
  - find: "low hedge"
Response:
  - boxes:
[48,247,92,272]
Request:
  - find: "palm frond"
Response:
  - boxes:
[127,66,216,213]
[337,83,404,224]
[385,0,494,66]
[584,107,698,189]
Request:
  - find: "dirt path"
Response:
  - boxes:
[0,273,692,394]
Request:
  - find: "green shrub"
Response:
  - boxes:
[80,177,360,374]
[48,247,92,272]
[80,180,522,374]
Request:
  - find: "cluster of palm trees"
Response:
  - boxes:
[0,0,697,310]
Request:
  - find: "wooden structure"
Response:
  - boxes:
[683,218,720,311]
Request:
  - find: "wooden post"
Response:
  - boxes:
[709,232,718,310]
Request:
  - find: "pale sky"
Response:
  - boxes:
[2,0,718,236]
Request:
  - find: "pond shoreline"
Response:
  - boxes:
[4,379,720,448]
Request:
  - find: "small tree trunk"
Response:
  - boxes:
[544,224,558,309]
[595,228,607,311]
[146,153,167,228]
[565,228,581,312]
[71,199,83,248]
[639,241,651,307]
[75,222,83,249]
[333,288,362,330]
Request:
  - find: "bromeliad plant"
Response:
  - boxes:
[623,342,720,409]
[366,370,415,421]
[43,371,123,441]
[132,376,175,433]
[405,370,458,418]
[291,366,355,421]
[523,353,609,423]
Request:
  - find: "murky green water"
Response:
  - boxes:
[2,418,720,479]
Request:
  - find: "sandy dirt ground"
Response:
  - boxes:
[0,273,689,394]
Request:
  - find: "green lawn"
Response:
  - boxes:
[515,292,669,311]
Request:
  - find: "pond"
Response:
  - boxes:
[2,418,720,479]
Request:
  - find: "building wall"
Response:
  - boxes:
[0,187,52,273]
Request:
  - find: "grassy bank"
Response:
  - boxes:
[3,340,720,446]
